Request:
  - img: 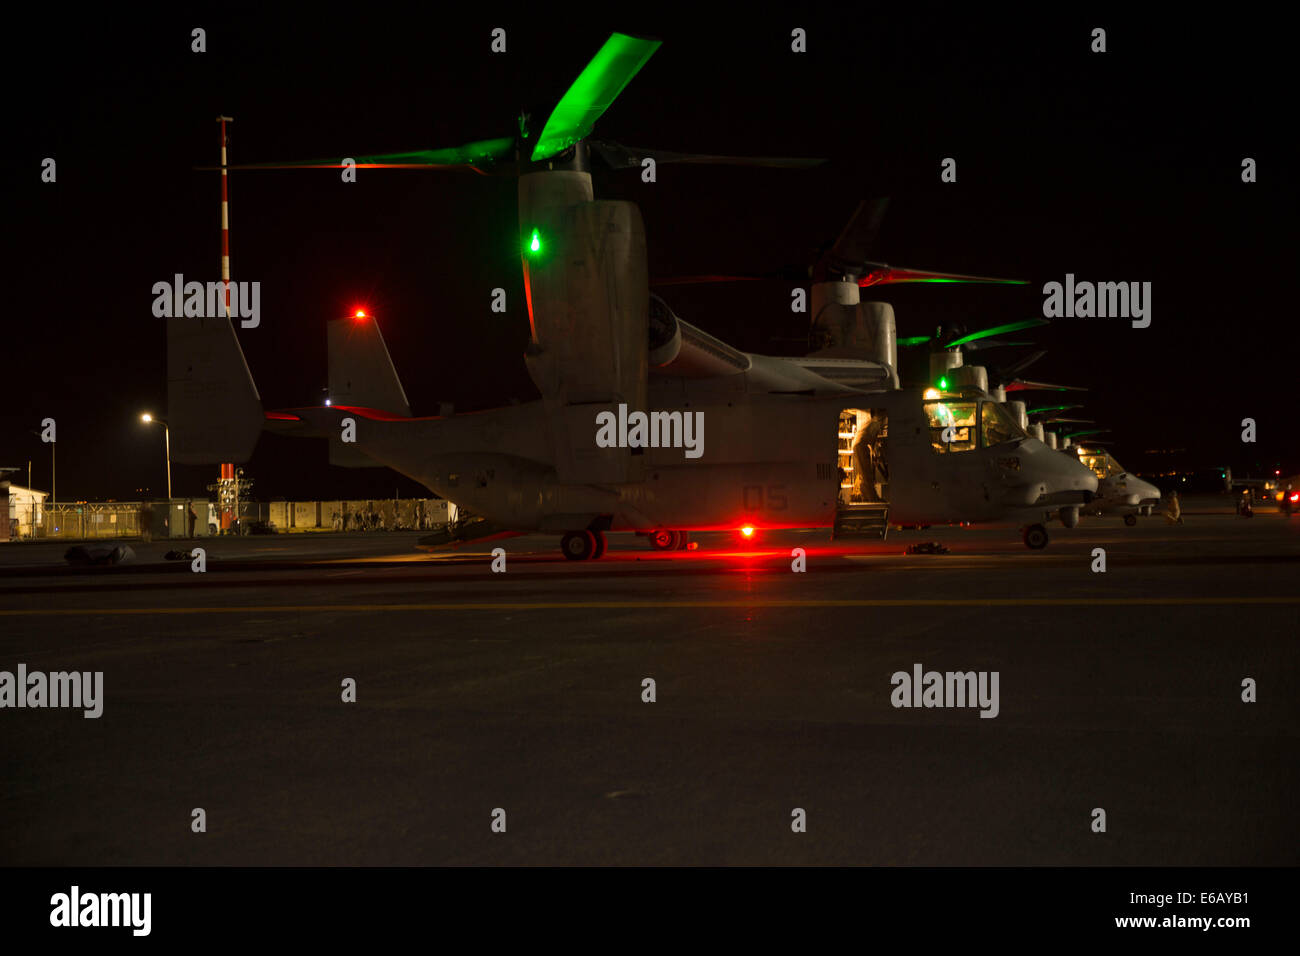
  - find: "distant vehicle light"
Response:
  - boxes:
[324,399,332,406]
[741,525,755,537]
[1291,493,1299,503]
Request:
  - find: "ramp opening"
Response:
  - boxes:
[834,407,890,539]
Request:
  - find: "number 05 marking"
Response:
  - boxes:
[743,484,788,510]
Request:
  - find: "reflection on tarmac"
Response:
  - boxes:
[1,513,1297,866]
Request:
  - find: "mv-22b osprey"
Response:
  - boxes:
[170,32,1097,558]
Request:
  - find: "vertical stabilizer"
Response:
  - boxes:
[167,313,263,464]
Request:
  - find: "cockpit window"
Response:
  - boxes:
[1081,451,1124,478]
[924,401,977,453]
[979,401,1028,448]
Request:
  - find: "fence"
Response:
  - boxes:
[4,499,450,541]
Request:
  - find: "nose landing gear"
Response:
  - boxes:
[1022,523,1049,550]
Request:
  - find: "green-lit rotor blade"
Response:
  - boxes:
[945,318,1049,348]
[1028,404,1083,414]
[1065,428,1111,439]
[353,137,516,167]
[897,335,933,347]
[531,33,661,162]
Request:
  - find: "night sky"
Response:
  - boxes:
[5,8,1292,501]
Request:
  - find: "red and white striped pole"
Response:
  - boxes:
[217,116,235,531]
[217,115,233,319]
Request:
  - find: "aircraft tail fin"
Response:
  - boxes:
[327,314,411,467]
[167,313,264,464]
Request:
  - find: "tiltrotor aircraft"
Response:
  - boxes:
[1070,445,1161,525]
[169,32,1097,558]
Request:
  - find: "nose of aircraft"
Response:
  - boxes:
[998,440,1098,507]
[1027,440,1099,497]
[1133,476,1160,501]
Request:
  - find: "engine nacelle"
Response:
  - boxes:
[648,294,682,367]
[809,284,899,388]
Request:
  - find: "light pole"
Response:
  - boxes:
[141,413,172,500]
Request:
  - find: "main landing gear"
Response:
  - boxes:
[561,530,607,561]
[1123,513,1138,527]
[1022,523,1049,550]
[647,529,689,551]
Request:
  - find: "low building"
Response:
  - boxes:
[1,482,48,541]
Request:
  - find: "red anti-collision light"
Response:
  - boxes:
[741,526,755,537]
[354,310,367,319]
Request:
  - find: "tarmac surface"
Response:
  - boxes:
[2,505,1297,865]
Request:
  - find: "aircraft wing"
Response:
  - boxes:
[651,318,752,377]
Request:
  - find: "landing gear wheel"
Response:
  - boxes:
[648,529,675,551]
[561,530,596,561]
[591,530,607,559]
[673,531,690,550]
[1123,513,1138,527]
[1023,523,1049,550]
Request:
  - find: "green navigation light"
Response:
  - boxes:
[529,229,541,254]
[937,377,950,390]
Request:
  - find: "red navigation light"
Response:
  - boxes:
[741,525,755,538]
[354,309,367,319]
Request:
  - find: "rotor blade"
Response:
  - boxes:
[211,137,517,172]
[858,264,1029,288]
[993,349,1048,382]
[944,318,1049,348]
[1005,379,1088,392]
[654,264,1027,288]
[825,199,890,275]
[590,139,824,169]
[531,33,662,162]
[897,335,933,348]
[958,339,1034,351]
[1065,428,1111,439]
[1028,404,1084,414]
[1039,417,1095,424]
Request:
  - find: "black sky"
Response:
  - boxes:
[5,7,1293,500]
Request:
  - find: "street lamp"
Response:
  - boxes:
[140,413,172,500]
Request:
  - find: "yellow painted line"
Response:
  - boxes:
[0,597,1297,616]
